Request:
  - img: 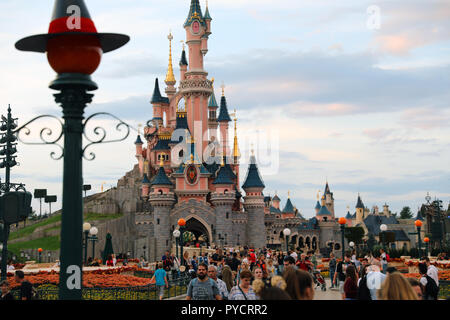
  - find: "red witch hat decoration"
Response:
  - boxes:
[15,0,129,53]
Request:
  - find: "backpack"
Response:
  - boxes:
[357,276,372,300]
[424,275,439,300]
[386,254,390,262]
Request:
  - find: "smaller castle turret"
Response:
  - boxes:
[356,194,365,224]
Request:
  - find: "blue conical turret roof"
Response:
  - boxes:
[184,0,206,27]
[151,167,173,186]
[356,195,365,209]
[204,5,212,20]
[213,165,233,185]
[283,198,295,213]
[242,155,265,189]
[315,201,321,210]
[142,173,150,184]
[318,205,332,215]
[208,90,219,108]
[345,211,353,219]
[151,78,169,104]
[217,95,232,122]
[135,135,143,145]
[180,49,188,66]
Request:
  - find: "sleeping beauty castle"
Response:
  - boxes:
[84,0,353,261]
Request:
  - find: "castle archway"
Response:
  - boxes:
[183,215,212,247]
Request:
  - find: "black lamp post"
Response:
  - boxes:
[173,229,180,261]
[15,0,129,300]
[178,219,186,266]
[82,222,91,265]
[88,227,98,260]
[415,220,423,258]
[283,228,291,254]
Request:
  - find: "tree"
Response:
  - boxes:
[400,206,413,219]
[344,226,365,245]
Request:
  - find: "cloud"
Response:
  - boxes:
[372,0,450,55]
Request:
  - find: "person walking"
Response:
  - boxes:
[208,265,229,300]
[186,263,222,300]
[418,263,439,300]
[0,280,14,300]
[333,253,355,300]
[14,271,34,300]
[420,256,439,290]
[152,263,168,300]
[343,265,358,300]
[357,264,372,300]
[365,261,386,300]
[379,272,419,300]
[329,253,337,289]
[229,270,257,300]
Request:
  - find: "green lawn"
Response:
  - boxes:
[9,213,123,241]
[9,215,62,240]
[8,236,61,256]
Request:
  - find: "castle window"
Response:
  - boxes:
[157,218,160,225]
[179,150,184,158]
[226,212,229,219]
[158,189,163,195]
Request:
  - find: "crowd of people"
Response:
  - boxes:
[153,246,445,301]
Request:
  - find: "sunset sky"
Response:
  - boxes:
[0,0,449,218]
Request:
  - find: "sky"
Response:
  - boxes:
[0,0,449,219]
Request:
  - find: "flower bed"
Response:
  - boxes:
[6,271,156,289]
[403,270,450,281]
[404,260,450,269]
[5,265,157,289]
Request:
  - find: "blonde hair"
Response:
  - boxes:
[379,272,419,300]
[252,279,265,295]
[271,276,287,290]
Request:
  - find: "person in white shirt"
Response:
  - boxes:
[208,265,229,299]
[290,251,298,262]
[366,261,386,300]
[421,256,439,287]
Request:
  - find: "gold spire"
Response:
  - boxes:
[220,155,225,167]
[221,82,225,96]
[288,190,291,198]
[317,190,320,200]
[190,153,194,164]
[231,109,240,159]
[138,123,142,136]
[160,153,165,167]
[165,31,176,85]
[180,40,185,51]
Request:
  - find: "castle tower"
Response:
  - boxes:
[208,79,219,143]
[181,0,213,156]
[217,87,232,159]
[356,194,365,224]
[179,42,188,81]
[150,78,169,128]
[135,125,144,173]
[315,191,321,215]
[165,32,177,101]
[282,191,295,219]
[272,193,281,210]
[383,203,390,217]
[211,159,235,246]
[242,151,266,249]
[149,158,175,260]
[324,181,335,217]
